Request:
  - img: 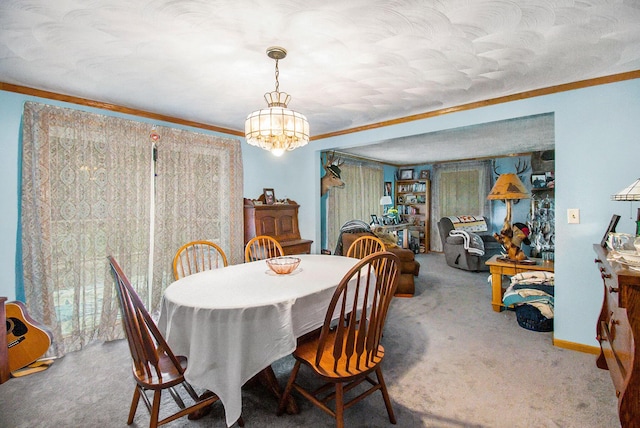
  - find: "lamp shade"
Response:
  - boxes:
[612,178,640,201]
[379,195,392,206]
[487,173,530,200]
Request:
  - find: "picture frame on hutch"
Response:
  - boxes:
[600,214,621,247]
[263,188,275,205]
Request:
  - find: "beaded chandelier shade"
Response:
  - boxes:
[244,47,309,157]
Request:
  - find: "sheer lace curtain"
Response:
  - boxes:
[326,159,383,252]
[153,127,244,309]
[20,102,242,356]
[431,160,492,251]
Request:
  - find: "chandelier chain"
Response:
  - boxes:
[274,59,280,93]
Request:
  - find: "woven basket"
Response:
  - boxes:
[515,304,553,332]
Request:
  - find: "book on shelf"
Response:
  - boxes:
[397,205,416,215]
[397,182,427,193]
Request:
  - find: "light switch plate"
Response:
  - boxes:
[568,208,580,224]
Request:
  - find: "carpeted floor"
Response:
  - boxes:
[0,253,620,427]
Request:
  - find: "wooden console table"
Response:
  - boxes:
[485,255,554,312]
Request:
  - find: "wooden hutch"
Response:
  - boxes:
[243,197,313,255]
[593,244,640,427]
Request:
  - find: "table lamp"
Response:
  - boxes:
[487,173,531,260]
[611,178,640,236]
[380,195,392,214]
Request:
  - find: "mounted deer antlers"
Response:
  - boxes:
[493,159,530,180]
[320,151,345,196]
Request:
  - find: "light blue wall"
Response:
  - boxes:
[308,78,640,348]
[2,77,639,349]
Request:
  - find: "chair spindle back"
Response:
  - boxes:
[316,251,400,372]
[244,235,284,262]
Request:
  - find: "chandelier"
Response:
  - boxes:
[244,47,309,157]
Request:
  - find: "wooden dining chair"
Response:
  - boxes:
[173,240,228,280]
[276,251,400,428]
[345,235,386,259]
[108,256,242,428]
[244,235,284,262]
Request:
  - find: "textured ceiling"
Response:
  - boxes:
[337,112,555,166]
[1,0,639,163]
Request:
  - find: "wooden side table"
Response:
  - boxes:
[485,255,554,312]
[0,297,9,383]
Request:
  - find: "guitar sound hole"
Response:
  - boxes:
[7,317,28,336]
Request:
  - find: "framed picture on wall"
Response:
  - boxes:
[384,181,392,196]
[419,170,430,179]
[399,168,414,180]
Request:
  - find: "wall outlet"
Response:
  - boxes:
[568,208,580,224]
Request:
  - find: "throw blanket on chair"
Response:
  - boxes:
[446,215,488,233]
[449,230,485,256]
[334,220,371,256]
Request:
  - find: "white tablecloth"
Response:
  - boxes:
[157,254,360,427]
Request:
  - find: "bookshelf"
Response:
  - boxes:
[395,179,430,253]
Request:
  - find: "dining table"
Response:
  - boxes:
[156,254,364,427]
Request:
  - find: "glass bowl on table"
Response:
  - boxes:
[266,256,301,275]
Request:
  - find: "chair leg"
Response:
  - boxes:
[335,382,344,428]
[375,367,396,424]
[127,386,141,424]
[277,360,301,416]
[149,390,162,428]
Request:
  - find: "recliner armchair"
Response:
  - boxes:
[437,216,502,272]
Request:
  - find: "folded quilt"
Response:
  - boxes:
[503,272,555,319]
[512,283,554,296]
[449,230,485,256]
[510,271,554,286]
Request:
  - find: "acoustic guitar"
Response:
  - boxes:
[5,301,53,372]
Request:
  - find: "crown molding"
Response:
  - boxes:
[312,70,640,140]
[2,69,639,140]
[0,82,244,137]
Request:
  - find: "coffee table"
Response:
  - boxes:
[485,255,554,312]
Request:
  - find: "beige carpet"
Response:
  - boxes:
[0,253,620,427]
